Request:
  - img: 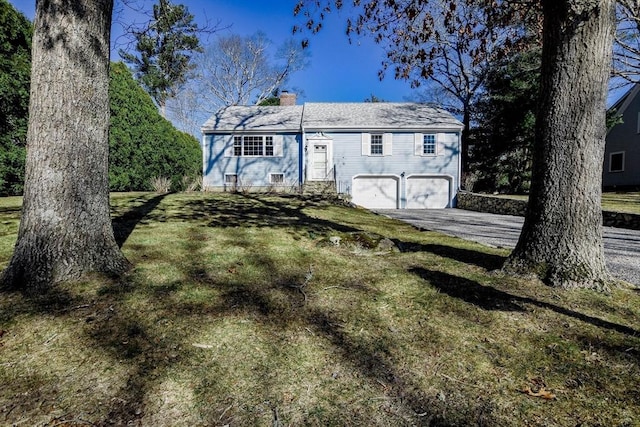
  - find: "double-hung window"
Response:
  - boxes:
[362,133,392,156]
[265,136,274,156]
[414,133,439,156]
[370,134,383,155]
[423,134,436,155]
[243,136,263,156]
[233,137,242,156]
[228,135,281,157]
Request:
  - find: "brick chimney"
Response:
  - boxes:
[279,91,296,106]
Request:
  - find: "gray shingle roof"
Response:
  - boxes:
[201,105,303,133]
[201,102,462,133]
[302,103,463,130]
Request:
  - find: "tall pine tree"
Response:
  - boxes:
[120,0,202,116]
[470,48,540,194]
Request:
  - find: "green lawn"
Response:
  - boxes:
[602,192,640,214]
[0,193,638,426]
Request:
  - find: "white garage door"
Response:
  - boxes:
[406,176,451,209]
[352,176,399,209]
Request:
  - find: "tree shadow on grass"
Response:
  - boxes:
[410,267,640,337]
[112,194,167,247]
[0,195,509,425]
[0,194,375,424]
[163,225,500,425]
[0,276,171,425]
[171,193,362,236]
[392,239,506,271]
[301,309,497,426]
[0,285,80,325]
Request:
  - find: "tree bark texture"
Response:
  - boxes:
[1,0,130,290]
[503,0,615,290]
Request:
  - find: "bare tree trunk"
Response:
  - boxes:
[1,0,130,291]
[503,0,615,291]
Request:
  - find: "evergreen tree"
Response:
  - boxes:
[470,49,540,194]
[0,0,31,195]
[109,62,201,191]
[120,0,202,116]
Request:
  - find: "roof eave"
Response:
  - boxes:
[201,127,302,134]
[302,125,464,133]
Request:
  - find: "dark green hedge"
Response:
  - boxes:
[109,62,201,192]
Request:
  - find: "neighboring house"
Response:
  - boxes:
[604,84,640,189]
[201,94,463,209]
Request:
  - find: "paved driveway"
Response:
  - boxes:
[375,208,640,286]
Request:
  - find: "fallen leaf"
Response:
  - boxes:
[520,386,556,400]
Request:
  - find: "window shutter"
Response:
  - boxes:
[383,133,393,156]
[224,136,234,157]
[362,133,371,155]
[414,133,423,156]
[273,135,284,157]
[436,133,445,156]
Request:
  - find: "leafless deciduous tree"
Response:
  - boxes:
[294,0,536,169]
[167,32,308,136]
[613,0,640,86]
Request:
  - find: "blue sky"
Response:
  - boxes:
[8,0,417,103]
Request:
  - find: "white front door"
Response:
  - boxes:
[312,144,328,180]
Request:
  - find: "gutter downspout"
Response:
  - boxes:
[300,104,306,190]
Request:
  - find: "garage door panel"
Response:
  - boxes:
[352,176,399,209]
[406,176,450,209]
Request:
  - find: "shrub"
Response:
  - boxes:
[109,62,201,191]
[181,175,202,192]
[150,176,171,193]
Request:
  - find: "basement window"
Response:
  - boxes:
[224,174,238,190]
[270,173,285,184]
[609,151,625,173]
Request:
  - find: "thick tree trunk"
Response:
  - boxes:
[1,0,130,290]
[503,0,615,291]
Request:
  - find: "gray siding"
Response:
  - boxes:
[202,133,301,189]
[605,90,640,187]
